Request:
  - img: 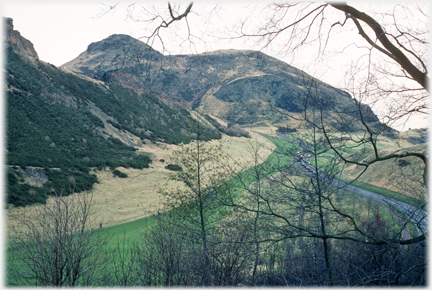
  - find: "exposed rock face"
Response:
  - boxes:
[63,34,381,128]
[61,34,162,75]
[5,17,39,59]
[100,70,144,95]
[7,166,48,187]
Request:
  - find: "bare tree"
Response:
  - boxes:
[159,123,232,286]
[86,2,427,286]
[232,3,428,128]
[7,191,110,286]
[99,2,195,54]
[218,71,426,285]
[130,214,195,286]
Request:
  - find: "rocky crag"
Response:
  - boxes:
[5,17,39,59]
[62,34,382,129]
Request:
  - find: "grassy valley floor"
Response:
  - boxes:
[6,128,275,233]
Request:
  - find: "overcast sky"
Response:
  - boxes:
[2,1,429,130]
[3,1,253,66]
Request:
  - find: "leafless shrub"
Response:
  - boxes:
[8,191,110,286]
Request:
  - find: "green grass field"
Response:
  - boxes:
[6,131,424,286]
[65,134,429,245]
[101,215,158,249]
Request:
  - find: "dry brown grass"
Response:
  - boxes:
[342,145,427,201]
[7,130,275,233]
[8,125,425,235]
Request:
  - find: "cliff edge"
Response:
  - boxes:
[5,17,39,59]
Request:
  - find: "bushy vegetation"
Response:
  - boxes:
[165,164,182,171]
[7,134,425,286]
[276,126,297,134]
[7,171,48,207]
[203,114,251,138]
[5,47,224,207]
[6,48,154,206]
[7,166,99,207]
[113,169,128,178]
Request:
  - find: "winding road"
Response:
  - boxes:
[278,134,428,236]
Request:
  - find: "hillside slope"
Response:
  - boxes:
[62,34,382,129]
[5,19,220,207]
[342,142,427,202]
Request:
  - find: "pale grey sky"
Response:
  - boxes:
[2,1,429,130]
[3,1,253,66]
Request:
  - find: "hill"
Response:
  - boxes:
[5,19,220,207]
[342,141,427,202]
[62,34,382,130]
[5,21,407,209]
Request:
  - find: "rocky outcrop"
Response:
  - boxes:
[62,34,382,128]
[61,34,162,75]
[7,166,48,187]
[99,70,144,95]
[5,17,39,59]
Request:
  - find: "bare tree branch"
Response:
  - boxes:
[329,3,429,90]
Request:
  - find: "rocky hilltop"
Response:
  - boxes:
[5,17,39,59]
[5,20,221,207]
[5,21,389,207]
[62,34,380,128]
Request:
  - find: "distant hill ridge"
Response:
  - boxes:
[62,34,381,128]
[5,19,220,207]
[5,18,386,208]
